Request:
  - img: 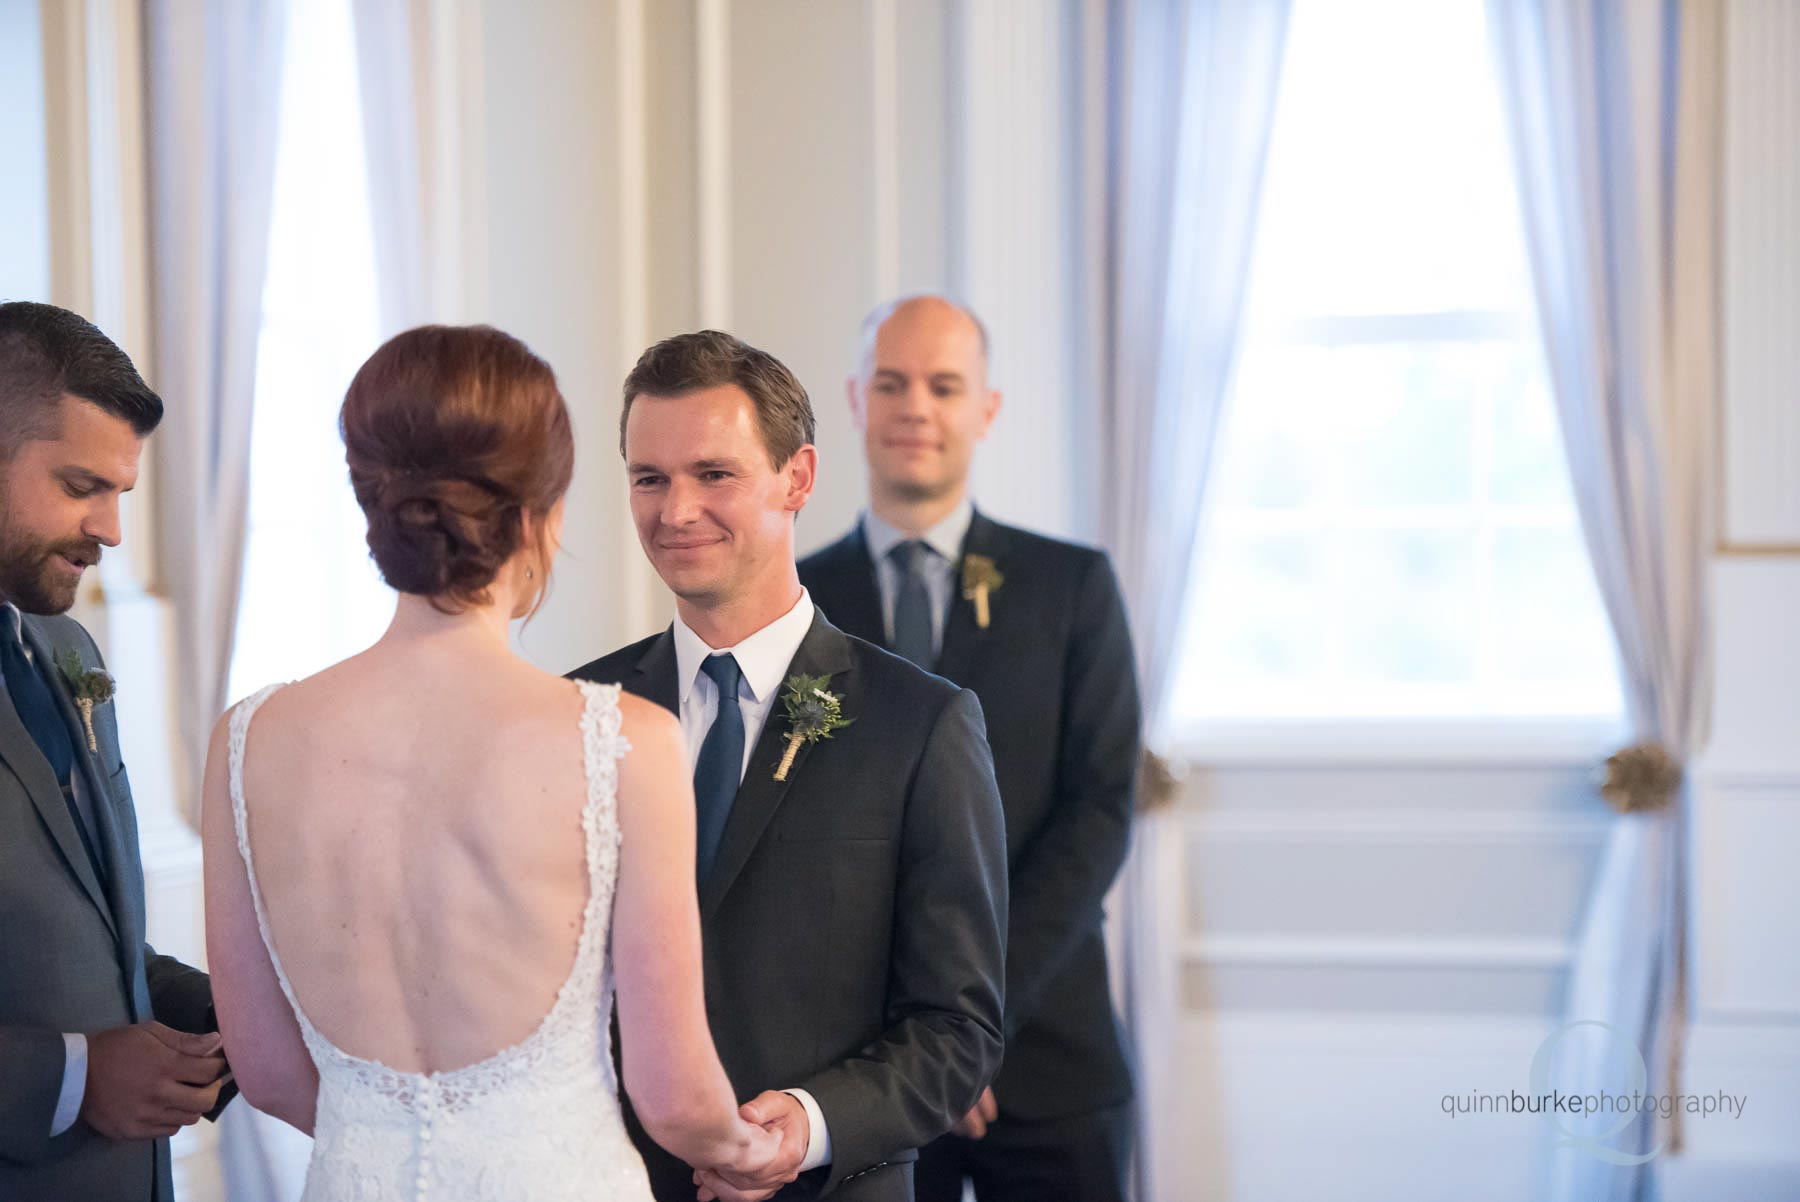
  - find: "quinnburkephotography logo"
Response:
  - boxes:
[1439,1020,1749,1165]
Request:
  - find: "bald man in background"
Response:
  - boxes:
[799,297,1140,1202]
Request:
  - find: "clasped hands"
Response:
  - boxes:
[79,1020,230,1141]
[692,1090,809,1202]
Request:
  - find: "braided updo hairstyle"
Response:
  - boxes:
[341,325,573,616]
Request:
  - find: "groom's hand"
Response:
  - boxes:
[79,1021,228,1140]
[692,1090,808,1202]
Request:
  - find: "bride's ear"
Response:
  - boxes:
[516,502,562,565]
[544,498,567,555]
[510,501,564,620]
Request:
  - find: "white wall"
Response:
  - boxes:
[471,0,643,671]
[472,0,1099,684]
[1669,6,1800,1197]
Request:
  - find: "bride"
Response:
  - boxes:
[200,325,781,1199]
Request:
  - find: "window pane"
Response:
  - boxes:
[1170,0,1622,727]
[1183,529,1332,691]
[1490,370,1573,507]
[1211,348,1336,509]
[1332,342,1477,510]
[1249,0,1535,319]
[1338,528,1479,687]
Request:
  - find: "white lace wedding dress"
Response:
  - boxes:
[227,680,655,1201]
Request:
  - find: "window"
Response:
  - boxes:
[228,0,392,701]
[1170,0,1623,729]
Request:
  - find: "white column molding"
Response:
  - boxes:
[429,0,489,324]
[614,0,663,636]
[1721,0,1800,551]
[694,0,732,329]
[868,0,900,301]
[950,0,1085,539]
[39,0,94,324]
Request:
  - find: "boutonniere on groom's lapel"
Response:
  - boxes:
[960,554,1004,630]
[773,674,852,782]
[54,650,115,753]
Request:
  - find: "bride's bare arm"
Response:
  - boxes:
[612,699,778,1175]
[200,711,318,1134]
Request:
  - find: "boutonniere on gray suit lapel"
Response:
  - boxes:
[961,554,1004,629]
[54,649,115,752]
[773,674,852,781]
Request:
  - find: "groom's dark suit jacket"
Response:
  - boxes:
[0,611,222,1202]
[571,610,1008,1201]
[799,510,1139,1123]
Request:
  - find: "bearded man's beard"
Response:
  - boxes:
[0,492,101,615]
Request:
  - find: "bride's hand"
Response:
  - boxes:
[692,1123,784,1202]
[693,1091,807,1201]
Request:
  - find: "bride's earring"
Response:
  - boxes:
[525,566,534,582]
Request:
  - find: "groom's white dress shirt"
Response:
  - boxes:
[671,588,831,1172]
[2,602,90,1138]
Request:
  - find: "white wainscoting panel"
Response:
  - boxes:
[1170,1012,1556,1202]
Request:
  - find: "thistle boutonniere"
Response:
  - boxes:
[773,674,852,781]
[961,554,1004,629]
[54,650,115,753]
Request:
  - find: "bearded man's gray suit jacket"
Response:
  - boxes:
[0,610,220,1202]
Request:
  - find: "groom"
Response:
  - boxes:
[571,330,1007,1201]
[0,301,232,1202]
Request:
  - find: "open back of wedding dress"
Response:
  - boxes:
[227,680,655,1202]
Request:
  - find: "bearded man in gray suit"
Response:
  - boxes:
[0,301,231,1202]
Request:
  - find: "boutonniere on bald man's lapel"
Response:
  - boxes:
[773,674,852,782]
[961,554,1004,630]
[54,649,115,753]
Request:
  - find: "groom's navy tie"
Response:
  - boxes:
[890,540,937,669]
[1,618,103,880]
[692,652,745,883]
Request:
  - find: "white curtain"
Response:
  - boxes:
[1098,1,1291,1197]
[1487,2,1722,1198]
[143,0,288,829]
[144,3,300,1196]
[352,0,475,335]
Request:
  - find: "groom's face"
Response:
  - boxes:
[0,395,141,614]
[625,384,814,608]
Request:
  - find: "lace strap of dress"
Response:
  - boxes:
[574,680,630,887]
[226,682,313,1030]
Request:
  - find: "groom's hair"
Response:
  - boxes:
[620,330,815,469]
[342,324,573,618]
[0,301,163,459]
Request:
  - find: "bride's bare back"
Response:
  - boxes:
[238,643,600,1073]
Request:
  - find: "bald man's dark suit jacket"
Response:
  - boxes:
[800,510,1138,1123]
[570,610,1008,1201]
[0,611,224,1202]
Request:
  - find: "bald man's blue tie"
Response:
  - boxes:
[890,540,937,669]
[692,653,745,883]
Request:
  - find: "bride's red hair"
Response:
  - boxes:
[341,324,573,618]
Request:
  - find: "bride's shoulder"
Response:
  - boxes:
[609,695,683,799]
[612,691,681,749]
